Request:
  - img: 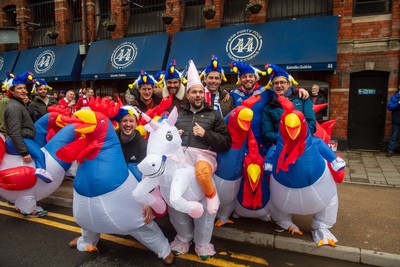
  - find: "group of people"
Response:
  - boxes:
[1,57,332,264]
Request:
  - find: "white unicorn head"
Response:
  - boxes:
[142,107,182,156]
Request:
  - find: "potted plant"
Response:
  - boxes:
[103,18,116,31]
[246,1,263,14]
[203,1,216,20]
[162,2,174,25]
[46,28,58,39]
[161,12,174,25]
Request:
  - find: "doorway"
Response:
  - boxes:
[347,71,388,150]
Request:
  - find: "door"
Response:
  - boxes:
[348,71,388,150]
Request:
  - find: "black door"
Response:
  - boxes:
[348,71,388,150]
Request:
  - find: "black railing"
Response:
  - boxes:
[29,0,56,48]
[125,0,166,37]
[181,0,205,31]
[69,0,83,43]
[222,0,249,27]
[267,0,333,21]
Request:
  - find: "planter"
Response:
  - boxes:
[106,23,116,31]
[203,9,216,20]
[162,15,174,25]
[247,4,262,14]
[47,31,58,39]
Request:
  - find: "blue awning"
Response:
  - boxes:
[0,50,19,80]
[81,34,170,80]
[168,16,338,72]
[13,43,82,82]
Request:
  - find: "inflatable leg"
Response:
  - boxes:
[269,201,302,235]
[193,198,217,260]
[196,160,219,214]
[75,229,100,252]
[168,206,193,255]
[311,194,339,247]
[128,221,171,260]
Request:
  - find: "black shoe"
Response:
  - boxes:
[64,176,75,181]
[386,151,394,157]
[273,221,285,233]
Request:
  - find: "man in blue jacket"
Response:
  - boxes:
[387,88,400,157]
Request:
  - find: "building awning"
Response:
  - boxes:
[81,34,170,80]
[0,50,19,80]
[13,43,82,82]
[168,16,338,72]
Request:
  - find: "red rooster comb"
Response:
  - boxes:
[89,96,123,118]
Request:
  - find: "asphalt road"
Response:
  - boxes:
[0,201,371,267]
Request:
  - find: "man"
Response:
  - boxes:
[262,65,317,146]
[4,71,53,217]
[172,60,231,260]
[311,84,328,123]
[230,61,309,156]
[59,90,66,100]
[129,71,161,112]
[117,105,148,179]
[154,60,186,112]
[201,55,234,117]
[76,87,94,110]
[28,79,58,122]
[386,88,400,157]
[58,90,76,112]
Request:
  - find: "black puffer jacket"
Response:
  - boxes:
[176,103,231,152]
[4,98,36,156]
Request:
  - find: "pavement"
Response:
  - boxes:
[42,150,400,267]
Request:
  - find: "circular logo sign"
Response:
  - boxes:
[0,57,4,71]
[111,42,137,69]
[34,50,56,74]
[226,29,262,61]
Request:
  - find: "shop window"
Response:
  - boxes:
[222,0,248,26]
[267,0,333,22]
[3,5,18,51]
[95,0,112,40]
[29,0,56,48]
[126,0,165,37]
[181,0,205,31]
[353,0,392,17]
[69,0,82,43]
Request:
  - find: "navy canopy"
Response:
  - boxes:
[0,50,19,81]
[168,16,338,72]
[81,33,169,80]
[13,43,82,82]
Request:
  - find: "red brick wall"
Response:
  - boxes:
[332,0,400,141]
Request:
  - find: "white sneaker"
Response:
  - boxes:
[331,157,346,172]
[35,168,53,183]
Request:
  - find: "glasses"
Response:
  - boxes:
[273,81,288,86]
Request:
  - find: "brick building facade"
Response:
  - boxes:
[0,0,398,150]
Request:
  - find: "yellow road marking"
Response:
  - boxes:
[221,251,269,265]
[0,201,268,266]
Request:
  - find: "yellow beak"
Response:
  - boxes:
[74,110,97,134]
[285,113,301,140]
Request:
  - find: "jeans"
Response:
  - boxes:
[388,123,400,152]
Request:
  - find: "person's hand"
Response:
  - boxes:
[298,88,309,100]
[193,122,205,137]
[142,205,155,224]
[178,129,184,136]
[221,90,231,103]
[22,154,32,163]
